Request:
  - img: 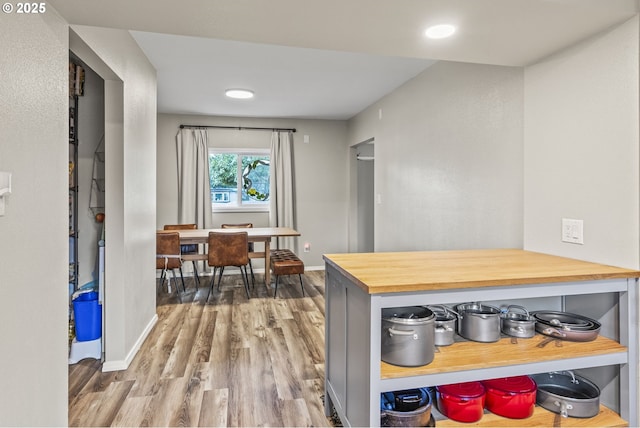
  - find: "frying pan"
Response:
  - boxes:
[531,311,601,342]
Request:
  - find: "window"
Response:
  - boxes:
[208,149,270,211]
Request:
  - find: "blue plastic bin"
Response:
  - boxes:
[73,291,102,341]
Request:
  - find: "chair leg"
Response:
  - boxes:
[192,261,200,289]
[206,267,217,303]
[274,275,279,299]
[178,267,187,292]
[298,274,305,297]
[240,265,251,299]
[248,260,255,287]
[216,267,224,291]
[158,269,167,291]
[171,269,183,303]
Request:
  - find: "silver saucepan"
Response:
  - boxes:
[455,302,501,343]
[426,305,458,346]
[500,305,536,338]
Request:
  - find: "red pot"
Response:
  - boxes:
[482,376,537,419]
[436,382,486,423]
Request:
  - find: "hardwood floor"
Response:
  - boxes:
[69,270,336,427]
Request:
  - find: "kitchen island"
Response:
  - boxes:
[323,249,639,427]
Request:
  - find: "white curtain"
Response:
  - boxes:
[176,128,213,229]
[269,131,297,252]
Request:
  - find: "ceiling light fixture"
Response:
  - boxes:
[425,24,456,39]
[225,88,254,99]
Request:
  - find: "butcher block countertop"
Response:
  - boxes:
[322,249,640,294]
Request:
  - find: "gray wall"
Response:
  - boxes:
[523,16,639,269]
[348,61,525,252]
[0,9,69,426]
[157,114,350,268]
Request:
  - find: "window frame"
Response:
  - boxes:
[208,147,271,213]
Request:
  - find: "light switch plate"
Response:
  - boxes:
[562,218,584,244]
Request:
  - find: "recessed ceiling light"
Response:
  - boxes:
[225,89,254,99]
[425,24,456,39]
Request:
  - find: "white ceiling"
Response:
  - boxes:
[52,0,639,120]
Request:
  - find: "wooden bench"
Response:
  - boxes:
[270,249,305,298]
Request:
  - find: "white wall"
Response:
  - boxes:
[157,114,349,268]
[348,61,525,252]
[523,16,639,269]
[0,10,69,426]
[70,25,158,368]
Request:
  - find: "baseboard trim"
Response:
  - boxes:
[101,313,158,372]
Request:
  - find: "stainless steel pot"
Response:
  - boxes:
[532,311,601,342]
[381,306,435,367]
[500,305,536,338]
[426,305,457,346]
[455,302,501,343]
[530,371,600,418]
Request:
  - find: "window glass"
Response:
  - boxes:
[209,150,270,211]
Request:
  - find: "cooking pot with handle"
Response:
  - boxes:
[482,376,537,419]
[436,381,486,423]
[380,388,433,427]
[426,305,457,346]
[500,305,536,338]
[381,306,435,367]
[455,302,501,343]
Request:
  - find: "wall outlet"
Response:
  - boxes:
[562,218,584,244]
[304,242,311,252]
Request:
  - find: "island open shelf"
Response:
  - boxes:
[323,249,639,427]
[436,405,627,427]
[381,334,627,380]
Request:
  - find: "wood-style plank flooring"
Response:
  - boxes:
[69,270,336,427]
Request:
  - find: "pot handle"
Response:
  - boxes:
[542,327,567,338]
[506,304,530,317]
[554,400,573,418]
[427,305,459,317]
[388,327,418,340]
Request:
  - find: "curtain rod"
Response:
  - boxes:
[179,124,296,133]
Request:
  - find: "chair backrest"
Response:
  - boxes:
[220,223,253,229]
[208,231,249,267]
[156,232,182,269]
[221,223,254,250]
[164,223,197,231]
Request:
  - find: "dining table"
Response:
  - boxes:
[157,226,301,286]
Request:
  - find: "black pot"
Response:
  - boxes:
[380,388,433,427]
[382,307,435,367]
[530,371,600,418]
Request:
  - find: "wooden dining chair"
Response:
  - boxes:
[156,231,184,302]
[221,223,255,285]
[206,231,251,301]
[164,223,200,289]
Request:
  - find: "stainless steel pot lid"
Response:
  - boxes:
[456,302,500,315]
[382,306,434,323]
